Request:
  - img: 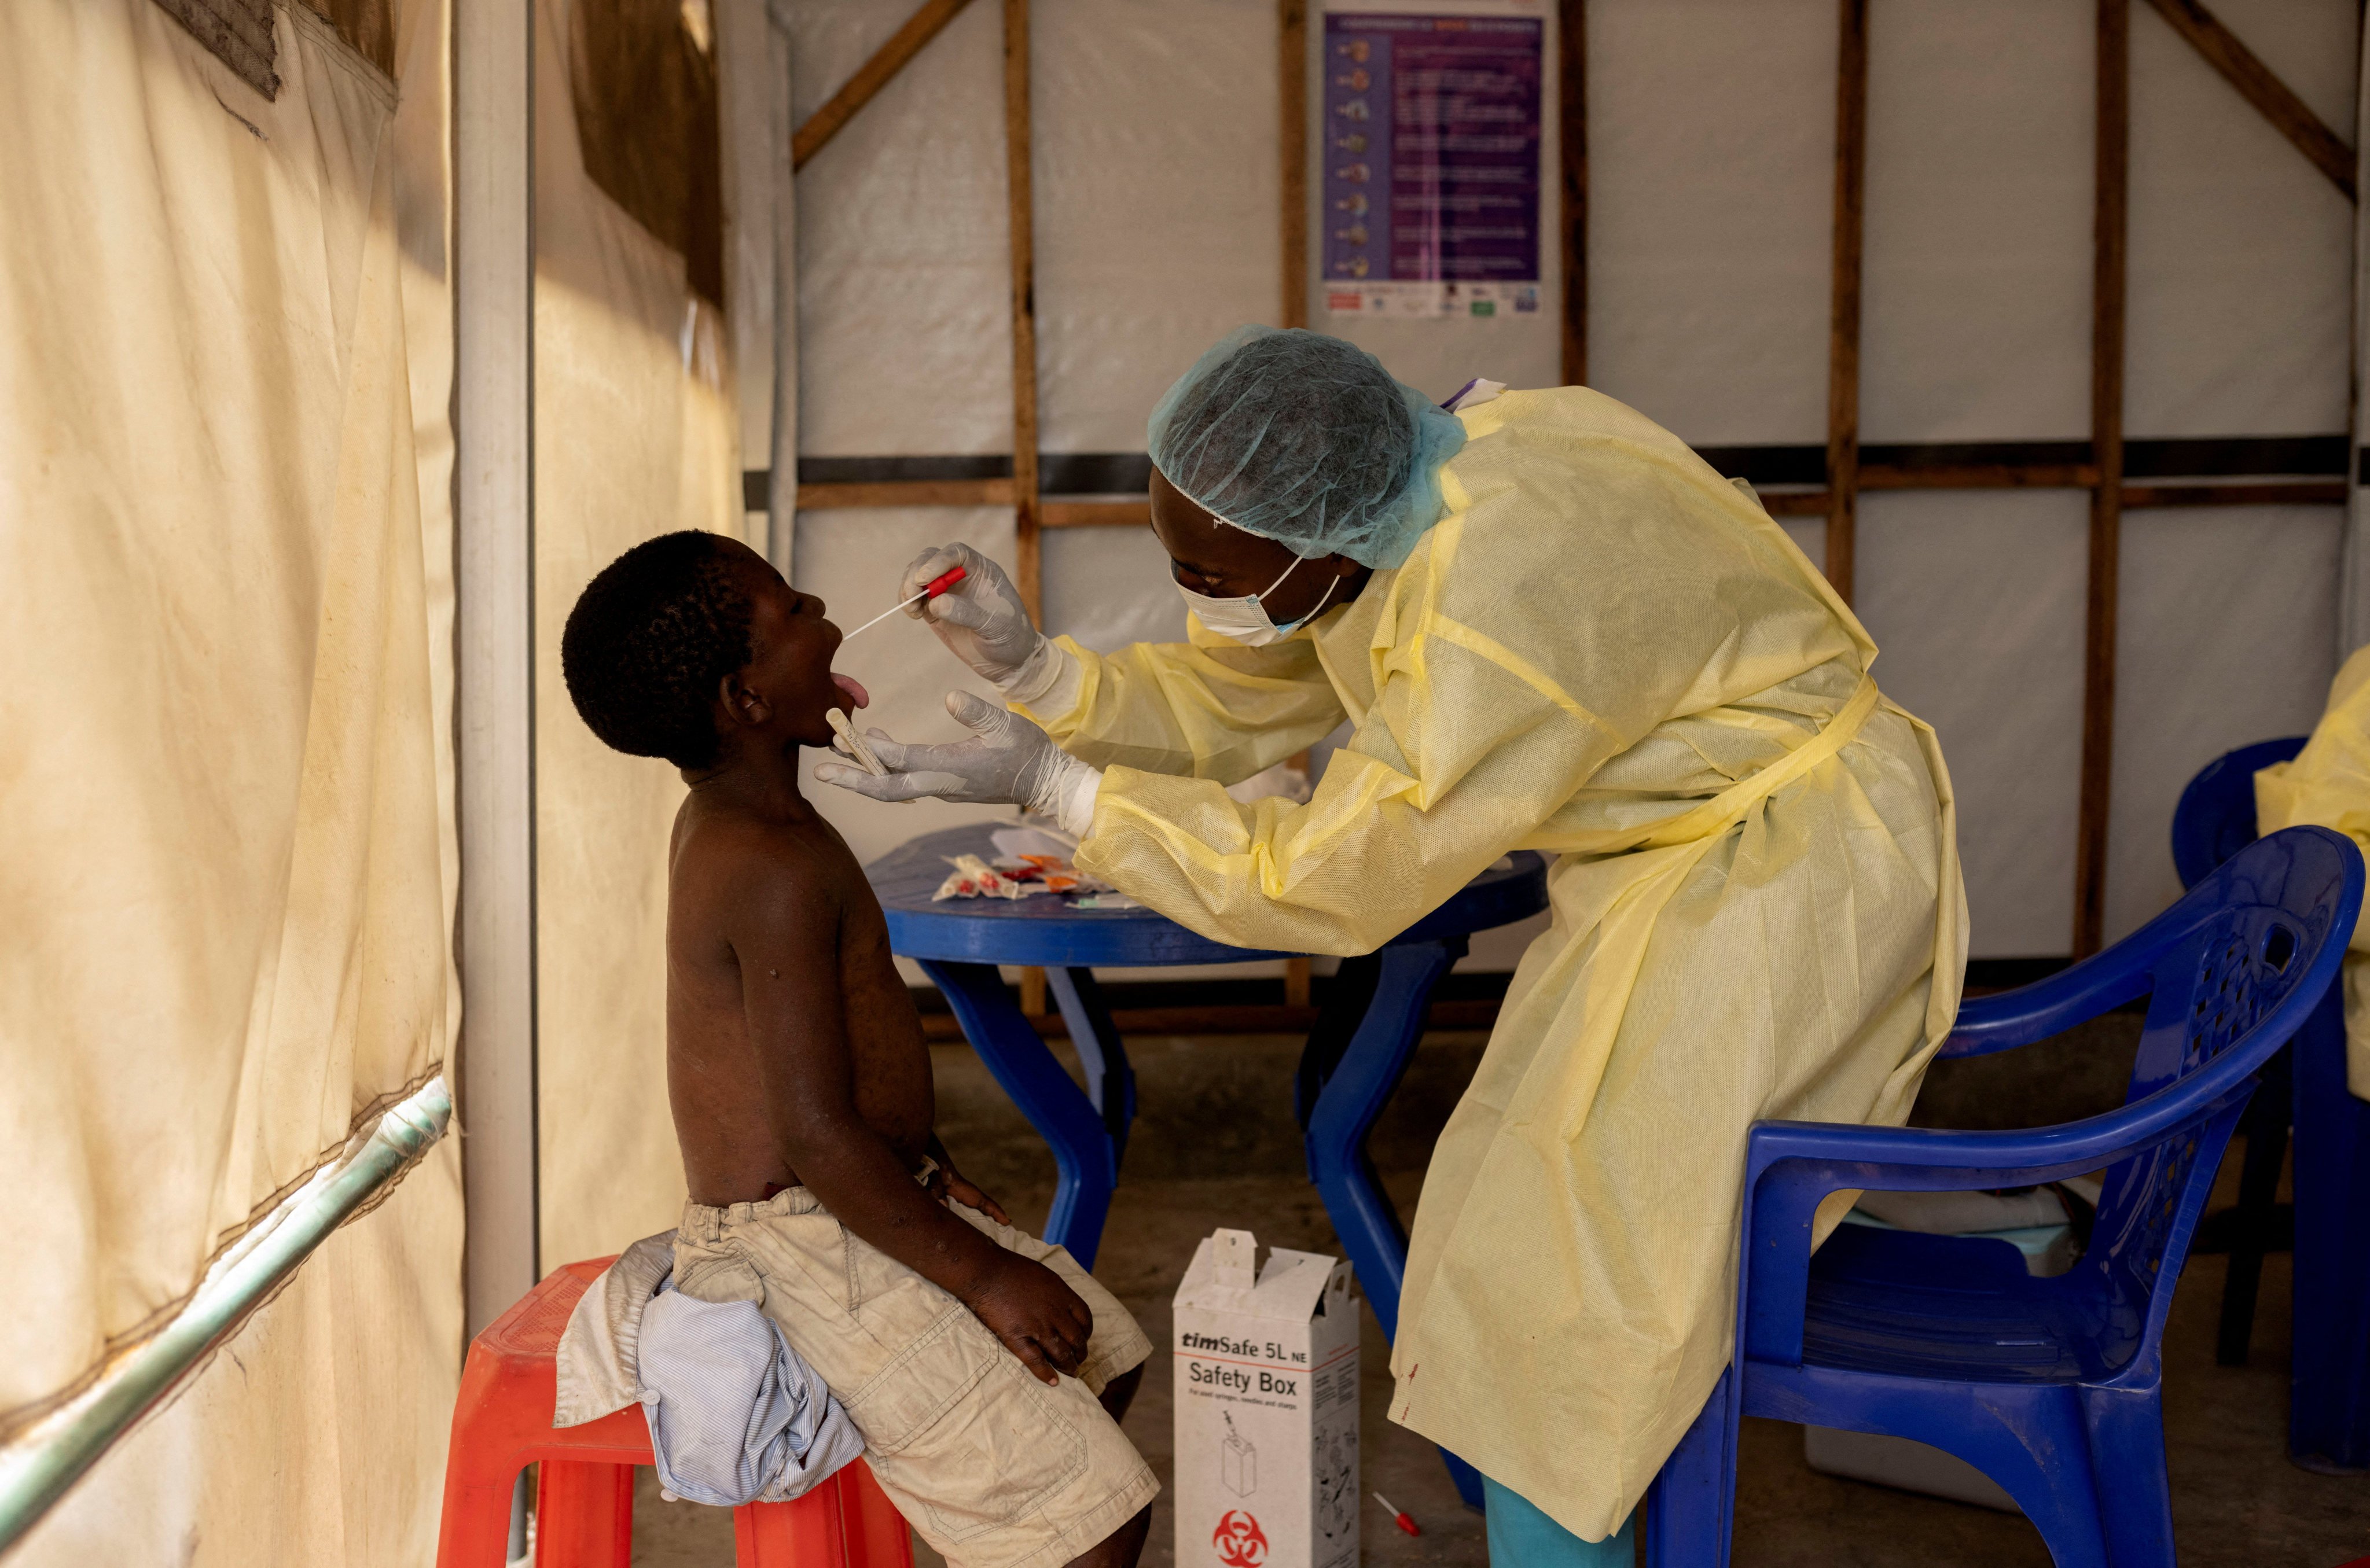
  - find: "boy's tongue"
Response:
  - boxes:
[831,672,870,710]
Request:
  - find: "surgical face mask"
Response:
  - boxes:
[1175,552,1339,647]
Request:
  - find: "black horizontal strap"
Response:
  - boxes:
[2124,435,2347,479]
[1694,445,1827,486]
[740,434,2352,510]
[801,454,1015,485]
[1702,437,2349,487]
[1041,452,1156,494]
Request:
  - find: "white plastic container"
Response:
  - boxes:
[1173,1229,1361,1568]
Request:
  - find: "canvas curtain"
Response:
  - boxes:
[0,0,463,1558]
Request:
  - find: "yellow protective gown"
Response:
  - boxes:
[2255,644,2370,1099]
[1019,387,1966,1538]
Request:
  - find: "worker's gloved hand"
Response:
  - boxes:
[898,544,1065,700]
[814,691,1101,837]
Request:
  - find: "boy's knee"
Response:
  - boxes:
[1067,1503,1151,1568]
[1097,1363,1144,1423]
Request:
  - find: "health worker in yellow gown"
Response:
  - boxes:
[817,326,1968,1550]
[2257,643,2370,1097]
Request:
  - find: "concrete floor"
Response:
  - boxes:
[626,1029,2370,1566]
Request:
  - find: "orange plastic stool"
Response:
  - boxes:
[435,1257,913,1568]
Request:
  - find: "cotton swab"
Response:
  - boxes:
[840,565,969,640]
[1373,1493,1420,1537]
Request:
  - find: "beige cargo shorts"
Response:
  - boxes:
[672,1183,1156,1568]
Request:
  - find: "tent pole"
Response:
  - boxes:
[2074,0,2131,959]
[1279,0,1314,1010]
[1824,0,1866,607]
[1559,0,1586,385]
[0,1083,454,1552]
[792,0,977,173]
[453,0,541,1333]
[1004,0,1049,1021]
[767,5,799,577]
[2345,11,2368,657]
[1003,0,1041,621]
[716,0,793,572]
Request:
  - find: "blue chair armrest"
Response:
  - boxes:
[1942,958,2155,1058]
[1948,813,2350,1060]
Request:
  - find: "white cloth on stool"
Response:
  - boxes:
[553,1230,865,1506]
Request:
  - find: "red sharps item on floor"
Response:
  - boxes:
[1372,1492,1420,1537]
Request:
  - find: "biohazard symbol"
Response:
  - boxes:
[1212,1508,1269,1568]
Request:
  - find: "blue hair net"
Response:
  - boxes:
[1146,326,1468,569]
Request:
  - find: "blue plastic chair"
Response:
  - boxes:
[2169,738,2307,892]
[2169,738,2307,1367]
[2171,739,2370,1471]
[1643,826,2362,1568]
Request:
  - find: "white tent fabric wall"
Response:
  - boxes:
[531,0,756,1271]
[1586,0,1831,446]
[783,0,1266,977]
[779,0,2356,962]
[0,0,464,1558]
[2106,0,2353,941]
[1567,0,2347,953]
[785,0,1019,873]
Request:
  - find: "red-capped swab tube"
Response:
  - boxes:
[1373,1493,1420,1537]
[840,564,969,639]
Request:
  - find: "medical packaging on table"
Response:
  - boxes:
[1172,1229,1359,1568]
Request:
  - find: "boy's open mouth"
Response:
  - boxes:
[831,672,869,712]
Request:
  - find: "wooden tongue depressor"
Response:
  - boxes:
[827,708,887,776]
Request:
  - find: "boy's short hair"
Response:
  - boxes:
[562,530,754,769]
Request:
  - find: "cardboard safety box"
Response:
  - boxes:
[1172,1229,1360,1568]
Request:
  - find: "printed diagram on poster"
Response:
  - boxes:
[1321,2,1544,318]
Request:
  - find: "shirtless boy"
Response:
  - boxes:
[560,532,1155,1568]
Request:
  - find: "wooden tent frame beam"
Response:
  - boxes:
[2144,0,2356,201]
[1003,0,1050,1019]
[2074,0,2131,959]
[1280,0,1313,1008]
[1826,0,1869,606]
[1560,0,1588,385]
[791,0,978,172]
[1004,0,1042,621]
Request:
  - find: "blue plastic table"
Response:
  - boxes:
[868,823,1548,1504]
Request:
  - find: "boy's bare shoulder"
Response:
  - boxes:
[670,797,858,930]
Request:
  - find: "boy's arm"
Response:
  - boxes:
[729,848,1092,1385]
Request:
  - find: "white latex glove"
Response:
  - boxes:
[899,544,1066,699]
[814,691,1101,837]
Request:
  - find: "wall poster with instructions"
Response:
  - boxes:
[1320,0,1545,320]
